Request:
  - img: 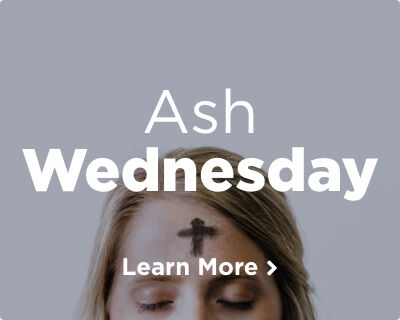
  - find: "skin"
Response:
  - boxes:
[108,197,282,320]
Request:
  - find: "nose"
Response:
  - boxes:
[173,299,210,320]
[187,307,208,320]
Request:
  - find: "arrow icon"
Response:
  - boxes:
[267,260,277,276]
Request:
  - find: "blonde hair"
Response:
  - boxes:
[79,147,315,320]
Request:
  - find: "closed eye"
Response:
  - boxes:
[217,299,254,311]
[137,301,173,312]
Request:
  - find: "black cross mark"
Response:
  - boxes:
[177,218,218,256]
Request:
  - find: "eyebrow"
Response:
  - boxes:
[210,273,259,284]
[130,275,182,284]
[127,271,260,286]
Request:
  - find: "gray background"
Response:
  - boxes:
[1,1,399,319]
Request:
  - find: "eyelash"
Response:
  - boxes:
[137,301,172,312]
[137,300,254,312]
[217,300,254,311]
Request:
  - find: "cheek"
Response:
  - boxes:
[257,289,282,320]
[108,280,135,320]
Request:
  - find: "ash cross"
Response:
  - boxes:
[177,218,218,256]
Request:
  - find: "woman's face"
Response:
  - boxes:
[108,197,282,320]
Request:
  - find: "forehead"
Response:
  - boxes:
[120,196,266,264]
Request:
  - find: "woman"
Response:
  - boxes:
[79,147,315,320]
